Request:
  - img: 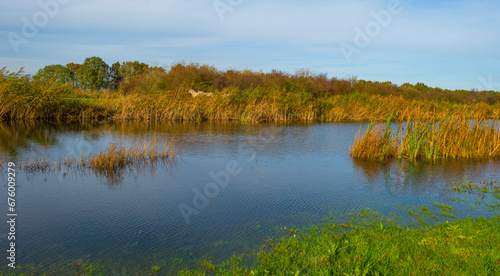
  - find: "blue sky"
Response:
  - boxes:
[1,0,499,91]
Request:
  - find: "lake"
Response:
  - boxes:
[0,121,498,274]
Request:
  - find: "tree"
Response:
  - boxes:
[32,64,72,84]
[76,57,109,90]
[415,82,430,91]
[119,61,149,81]
[66,62,80,87]
[109,62,123,90]
[149,66,166,74]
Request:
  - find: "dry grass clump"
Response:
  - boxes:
[64,138,177,172]
[351,111,500,161]
[351,115,396,161]
[19,139,177,184]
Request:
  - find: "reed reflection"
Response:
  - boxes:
[353,157,500,195]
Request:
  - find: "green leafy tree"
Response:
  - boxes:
[33,64,72,84]
[415,82,430,91]
[109,61,123,90]
[119,61,149,80]
[66,62,80,87]
[76,57,109,90]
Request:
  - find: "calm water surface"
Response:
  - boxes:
[0,121,498,273]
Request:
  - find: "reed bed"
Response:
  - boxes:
[351,112,500,161]
[0,68,113,120]
[19,138,177,184]
[2,67,500,123]
[69,138,177,171]
[113,88,500,123]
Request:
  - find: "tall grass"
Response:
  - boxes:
[74,138,177,171]
[0,68,112,120]
[20,138,177,185]
[3,65,500,122]
[351,111,500,161]
[114,88,500,123]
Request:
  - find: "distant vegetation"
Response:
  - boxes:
[1,58,500,122]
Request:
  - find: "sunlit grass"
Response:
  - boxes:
[0,68,112,120]
[176,205,500,276]
[78,138,177,171]
[9,208,500,275]
[20,138,177,184]
[2,67,500,123]
[351,111,500,161]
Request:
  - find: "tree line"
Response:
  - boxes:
[28,57,500,105]
[32,56,164,90]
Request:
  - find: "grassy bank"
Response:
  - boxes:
[195,216,500,276]
[2,66,500,122]
[182,178,500,275]
[8,211,500,275]
[351,113,500,161]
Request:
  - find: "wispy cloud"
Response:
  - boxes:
[1,0,499,90]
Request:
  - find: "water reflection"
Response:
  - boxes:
[2,120,499,192]
[353,157,500,195]
[0,121,59,157]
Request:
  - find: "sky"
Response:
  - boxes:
[1,0,499,91]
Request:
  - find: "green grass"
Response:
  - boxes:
[454,177,500,196]
[176,179,500,275]
[433,203,455,218]
[238,217,499,276]
[5,200,500,276]
[8,214,500,275]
